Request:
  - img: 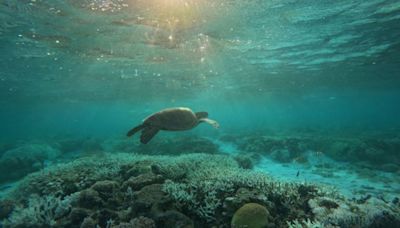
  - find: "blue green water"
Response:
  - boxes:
[1,0,400,227]
[1,0,400,140]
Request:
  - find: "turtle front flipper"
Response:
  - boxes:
[140,127,160,144]
[200,118,220,129]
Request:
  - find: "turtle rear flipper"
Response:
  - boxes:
[140,127,160,144]
[195,111,208,119]
[127,124,145,137]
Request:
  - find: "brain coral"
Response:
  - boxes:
[231,203,270,228]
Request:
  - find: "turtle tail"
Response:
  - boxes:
[126,124,145,137]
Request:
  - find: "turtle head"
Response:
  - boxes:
[195,111,208,120]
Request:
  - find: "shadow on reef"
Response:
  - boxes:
[0,153,399,228]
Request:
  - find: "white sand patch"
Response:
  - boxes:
[254,151,400,199]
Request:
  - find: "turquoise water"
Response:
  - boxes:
[1,0,400,227]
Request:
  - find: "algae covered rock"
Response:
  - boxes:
[109,216,156,228]
[91,180,119,198]
[122,173,164,191]
[231,203,271,228]
[155,210,193,228]
[80,216,97,228]
[234,152,261,169]
[120,160,154,179]
[0,143,61,183]
[69,207,91,225]
[132,184,170,214]
[0,199,15,219]
[130,216,156,228]
[308,196,400,227]
[76,189,103,209]
[234,155,254,169]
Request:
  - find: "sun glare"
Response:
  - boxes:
[144,0,200,29]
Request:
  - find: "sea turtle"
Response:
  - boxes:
[127,107,219,144]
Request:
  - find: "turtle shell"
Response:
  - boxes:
[143,107,199,131]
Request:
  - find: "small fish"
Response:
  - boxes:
[296,171,300,177]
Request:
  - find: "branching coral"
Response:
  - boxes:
[161,154,319,224]
[308,196,400,227]
[3,194,73,227]
[287,218,325,228]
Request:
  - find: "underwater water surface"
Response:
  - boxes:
[1,0,400,227]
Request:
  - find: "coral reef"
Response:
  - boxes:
[222,134,400,172]
[0,200,14,220]
[231,203,271,228]
[102,136,220,155]
[0,149,400,228]
[308,196,400,227]
[234,135,310,159]
[0,143,61,183]
[3,194,72,227]
[120,216,156,228]
[0,142,14,158]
